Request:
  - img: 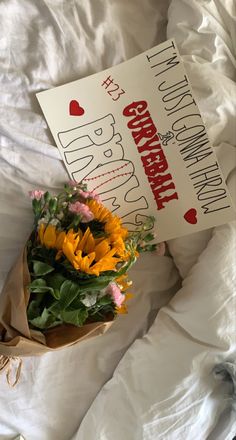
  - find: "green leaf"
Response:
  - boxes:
[143,232,155,242]
[33,261,55,276]
[77,275,115,291]
[59,280,80,310]
[29,277,62,300]
[44,191,51,203]
[73,215,81,227]
[28,307,62,329]
[30,286,54,294]
[46,273,66,290]
[30,278,47,288]
[29,279,55,295]
[143,216,155,230]
[48,301,61,318]
[141,244,157,252]
[49,198,58,213]
[114,257,135,279]
[46,273,66,299]
[32,198,41,214]
[70,296,85,310]
[61,308,88,326]
[27,297,44,320]
[51,289,60,300]
[98,295,113,306]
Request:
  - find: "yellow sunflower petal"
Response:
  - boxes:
[75,249,82,259]
[87,252,96,265]
[84,231,95,254]
[38,223,46,245]
[67,229,81,251]
[80,252,96,273]
[62,239,78,268]
[88,253,121,276]
[43,224,57,248]
[55,231,66,250]
[105,217,128,241]
[94,237,104,246]
[94,239,110,261]
[76,227,91,252]
[87,200,111,223]
[73,250,83,269]
[112,237,126,257]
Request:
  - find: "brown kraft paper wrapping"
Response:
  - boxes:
[0,249,113,357]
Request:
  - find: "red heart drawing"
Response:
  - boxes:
[69,100,85,116]
[184,208,198,224]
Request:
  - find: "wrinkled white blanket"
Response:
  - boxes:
[74,1,236,439]
[0,0,235,439]
[76,221,236,440]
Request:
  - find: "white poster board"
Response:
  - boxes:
[37,39,235,242]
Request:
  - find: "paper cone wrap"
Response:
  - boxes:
[0,249,113,357]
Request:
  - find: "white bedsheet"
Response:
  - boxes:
[75,0,236,439]
[75,221,236,440]
[0,1,178,439]
[0,0,235,439]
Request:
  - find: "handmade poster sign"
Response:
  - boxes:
[37,39,235,242]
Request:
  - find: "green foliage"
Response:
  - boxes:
[27,295,45,320]
[49,198,58,214]
[32,261,55,276]
[60,309,88,326]
[29,278,54,295]
[127,216,157,253]
[43,191,50,203]
[28,307,62,329]
[27,270,117,331]
[45,272,66,299]
[98,295,113,306]
[138,244,157,253]
[59,280,81,310]
[143,232,155,242]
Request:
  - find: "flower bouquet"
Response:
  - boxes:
[0,182,156,359]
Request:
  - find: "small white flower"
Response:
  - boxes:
[38,217,47,226]
[49,218,60,226]
[81,292,97,307]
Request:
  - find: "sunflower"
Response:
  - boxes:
[38,224,123,276]
[87,199,128,241]
[38,197,130,276]
[62,228,121,276]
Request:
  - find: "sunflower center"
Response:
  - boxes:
[80,219,106,238]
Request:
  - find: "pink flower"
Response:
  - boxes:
[68,201,94,222]
[29,190,45,200]
[106,282,125,307]
[79,189,101,203]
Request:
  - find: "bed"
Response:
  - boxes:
[0,0,235,439]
